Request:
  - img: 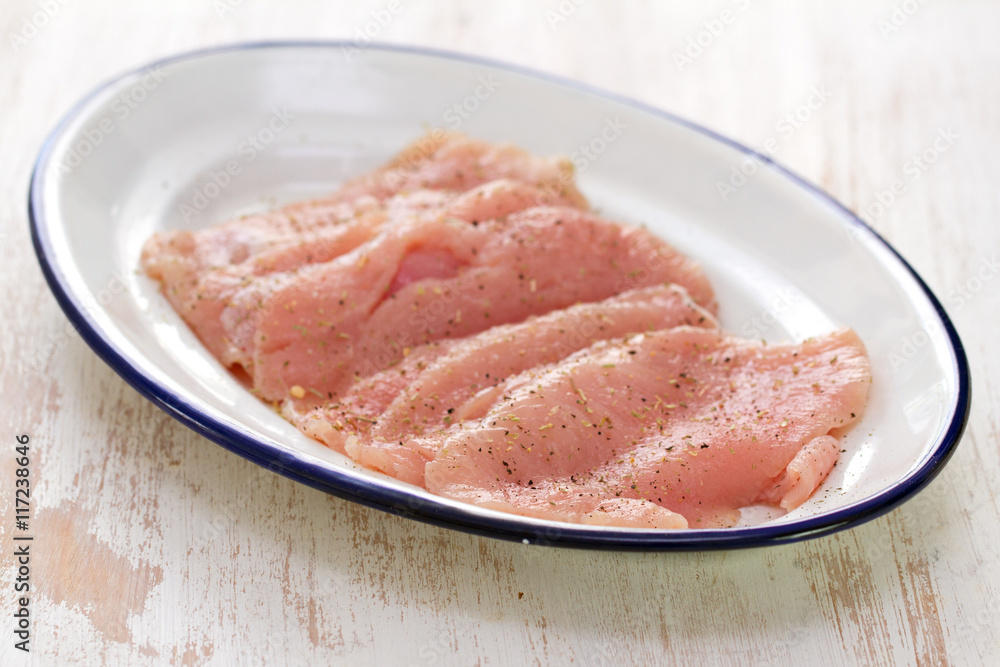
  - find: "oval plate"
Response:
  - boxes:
[29,42,970,550]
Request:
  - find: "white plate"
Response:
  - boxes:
[29,42,970,549]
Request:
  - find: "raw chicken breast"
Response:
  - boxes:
[141,197,389,365]
[213,180,585,371]
[423,327,870,528]
[250,206,716,401]
[333,131,587,208]
[289,284,719,485]
[141,132,588,368]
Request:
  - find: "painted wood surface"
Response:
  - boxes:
[1,1,997,665]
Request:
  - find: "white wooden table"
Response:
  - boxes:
[2,1,998,664]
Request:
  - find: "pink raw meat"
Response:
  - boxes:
[288,284,718,486]
[250,205,715,402]
[423,327,870,528]
[141,133,588,369]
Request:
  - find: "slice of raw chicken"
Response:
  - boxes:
[250,205,716,402]
[212,180,584,370]
[333,131,587,208]
[141,197,389,365]
[141,132,587,368]
[423,327,870,529]
[287,284,719,485]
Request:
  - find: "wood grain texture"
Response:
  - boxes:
[1,1,997,665]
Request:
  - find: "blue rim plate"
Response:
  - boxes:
[29,42,970,550]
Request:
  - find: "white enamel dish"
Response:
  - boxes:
[29,43,970,550]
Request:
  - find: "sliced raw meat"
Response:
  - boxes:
[216,182,583,369]
[142,132,587,368]
[755,434,841,510]
[251,206,716,401]
[375,284,718,439]
[423,327,870,529]
[142,197,389,363]
[288,284,717,482]
[291,285,718,485]
[334,132,587,209]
